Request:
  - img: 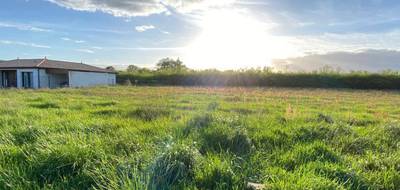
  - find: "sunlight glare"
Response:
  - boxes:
[184,9,295,70]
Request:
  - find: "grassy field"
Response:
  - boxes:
[0,86,399,189]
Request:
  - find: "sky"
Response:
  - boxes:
[1,0,400,71]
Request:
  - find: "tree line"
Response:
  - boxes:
[116,58,400,90]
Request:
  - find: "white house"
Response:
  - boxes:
[0,58,116,89]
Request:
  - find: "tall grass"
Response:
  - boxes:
[0,86,399,189]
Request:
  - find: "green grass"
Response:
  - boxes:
[0,86,399,189]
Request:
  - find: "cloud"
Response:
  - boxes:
[272,49,400,72]
[46,0,235,17]
[0,40,51,48]
[0,22,52,32]
[135,25,155,32]
[76,49,95,54]
[91,46,103,50]
[62,37,86,43]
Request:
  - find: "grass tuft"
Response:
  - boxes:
[129,107,171,121]
[150,143,200,189]
[30,102,60,109]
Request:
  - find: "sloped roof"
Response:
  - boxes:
[0,59,115,73]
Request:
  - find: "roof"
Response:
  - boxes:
[0,59,115,73]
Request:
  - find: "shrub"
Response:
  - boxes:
[195,155,243,189]
[150,143,200,189]
[117,71,400,89]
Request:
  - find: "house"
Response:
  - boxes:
[0,58,116,88]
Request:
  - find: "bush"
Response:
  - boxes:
[150,143,200,189]
[117,71,400,89]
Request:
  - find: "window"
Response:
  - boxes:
[22,72,33,88]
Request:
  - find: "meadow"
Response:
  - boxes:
[0,86,399,189]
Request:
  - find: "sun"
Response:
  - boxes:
[183,9,295,70]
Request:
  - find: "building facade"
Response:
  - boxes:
[0,58,116,89]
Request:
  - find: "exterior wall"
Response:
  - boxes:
[39,69,69,88]
[38,69,49,88]
[0,71,3,87]
[107,73,116,85]
[68,71,116,87]
[16,69,39,89]
[48,74,68,88]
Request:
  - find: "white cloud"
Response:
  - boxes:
[135,25,155,32]
[272,49,400,73]
[46,0,235,17]
[0,22,52,32]
[62,37,86,43]
[0,40,51,48]
[91,46,103,50]
[76,49,95,54]
[74,40,86,43]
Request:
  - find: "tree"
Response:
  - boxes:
[127,65,140,72]
[106,66,116,71]
[156,58,188,72]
